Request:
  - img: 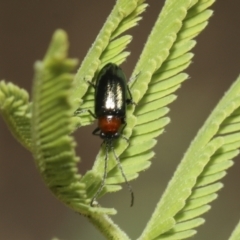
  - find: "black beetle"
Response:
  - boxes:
[89,63,135,206]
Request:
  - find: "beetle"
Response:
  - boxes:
[89,63,135,206]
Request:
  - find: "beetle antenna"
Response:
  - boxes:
[90,142,109,206]
[110,141,134,207]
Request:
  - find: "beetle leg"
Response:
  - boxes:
[82,75,96,89]
[87,80,96,89]
[74,108,87,115]
[126,85,137,106]
[91,142,109,206]
[128,71,141,84]
[121,120,127,133]
[120,121,129,143]
[74,109,96,119]
[110,140,134,207]
[92,127,101,136]
[126,71,141,106]
[87,110,97,118]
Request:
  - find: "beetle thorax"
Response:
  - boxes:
[98,115,122,139]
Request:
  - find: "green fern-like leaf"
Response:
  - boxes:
[229,219,240,240]
[89,0,214,209]
[0,81,32,150]
[31,29,115,216]
[72,0,148,127]
[140,76,240,239]
[2,0,237,239]
[138,64,240,240]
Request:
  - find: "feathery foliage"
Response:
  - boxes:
[139,75,240,239]
[31,30,115,215]
[31,30,82,211]
[0,81,32,150]
[1,0,240,239]
[72,0,148,127]
[229,220,240,240]
[90,0,215,215]
[0,0,149,217]
[138,5,240,240]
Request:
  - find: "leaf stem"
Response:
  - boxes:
[88,212,131,240]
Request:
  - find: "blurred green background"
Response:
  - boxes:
[0,1,240,239]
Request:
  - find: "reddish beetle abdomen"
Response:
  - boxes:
[98,115,122,134]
